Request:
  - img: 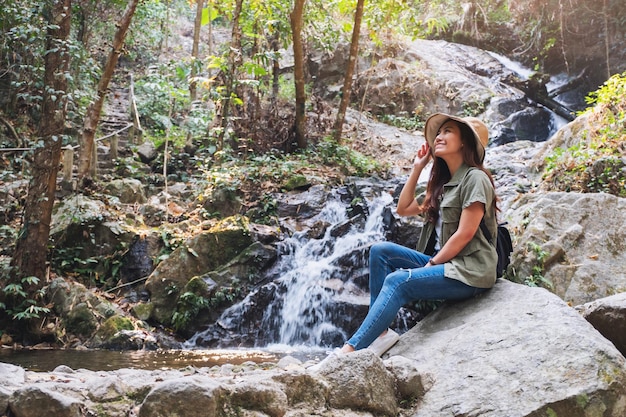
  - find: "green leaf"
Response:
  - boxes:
[201,6,220,26]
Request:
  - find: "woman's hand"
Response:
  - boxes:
[397,142,432,217]
[413,142,432,170]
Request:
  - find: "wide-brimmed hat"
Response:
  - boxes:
[424,113,489,162]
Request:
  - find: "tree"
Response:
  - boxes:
[190,0,205,102]
[77,0,141,182]
[10,0,71,302]
[216,0,244,150]
[333,0,365,143]
[290,0,307,149]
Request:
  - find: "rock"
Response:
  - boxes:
[104,178,147,204]
[3,279,626,417]
[384,355,431,402]
[136,141,157,163]
[119,233,162,283]
[505,192,626,304]
[9,386,83,417]
[310,349,398,416]
[577,292,626,357]
[388,279,626,417]
[144,215,254,325]
[138,377,226,417]
[49,194,135,270]
[46,278,123,340]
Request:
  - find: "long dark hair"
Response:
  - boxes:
[421,120,497,223]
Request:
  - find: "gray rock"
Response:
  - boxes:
[137,377,226,417]
[136,141,157,163]
[104,178,147,204]
[577,292,626,357]
[9,386,83,417]
[3,279,626,417]
[388,279,626,417]
[311,349,397,416]
[506,192,626,304]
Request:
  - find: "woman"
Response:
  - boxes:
[337,113,498,358]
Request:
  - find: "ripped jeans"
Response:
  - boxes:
[346,241,488,350]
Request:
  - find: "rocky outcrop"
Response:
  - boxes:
[505,191,626,305]
[2,280,625,417]
[389,279,626,417]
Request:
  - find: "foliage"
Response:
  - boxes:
[50,245,126,289]
[135,63,191,131]
[521,242,553,289]
[197,137,381,219]
[542,72,626,197]
[125,0,177,61]
[171,286,239,331]
[377,113,424,132]
[0,275,50,321]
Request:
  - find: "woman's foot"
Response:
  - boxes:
[368,328,399,356]
[339,344,355,354]
[309,346,351,371]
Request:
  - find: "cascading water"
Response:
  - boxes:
[185,190,395,350]
[270,193,393,347]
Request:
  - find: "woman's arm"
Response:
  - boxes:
[427,201,484,266]
[397,142,432,216]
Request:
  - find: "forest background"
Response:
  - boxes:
[1,0,625,345]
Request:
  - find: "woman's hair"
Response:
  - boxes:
[421,119,497,223]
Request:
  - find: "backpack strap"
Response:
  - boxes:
[479,219,493,244]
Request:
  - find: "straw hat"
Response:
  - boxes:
[424,113,489,162]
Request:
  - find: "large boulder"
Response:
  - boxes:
[388,279,626,417]
[49,194,135,281]
[505,191,626,305]
[144,215,254,325]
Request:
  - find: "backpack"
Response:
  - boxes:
[480,220,513,278]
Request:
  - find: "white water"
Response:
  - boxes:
[267,193,393,347]
[488,50,571,129]
[487,51,534,80]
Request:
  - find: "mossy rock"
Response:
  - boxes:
[95,315,135,341]
[132,302,154,321]
[283,174,310,191]
[64,303,98,337]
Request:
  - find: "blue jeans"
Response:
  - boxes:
[346,241,488,350]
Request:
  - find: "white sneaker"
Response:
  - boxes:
[368,329,399,356]
[308,348,344,372]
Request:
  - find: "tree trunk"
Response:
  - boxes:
[333,0,365,143]
[216,0,243,150]
[270,32,280,105]
[190,0,204,102]
[77,0,140,182]
[291,0,307,149]
[11,0,71,281]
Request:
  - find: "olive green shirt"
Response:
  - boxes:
[416,163,498,288]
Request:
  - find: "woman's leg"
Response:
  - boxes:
[346,265,488,350]
[368,241,430,306]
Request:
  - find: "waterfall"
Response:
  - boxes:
[185,190,394,350]
[270,193,392,347]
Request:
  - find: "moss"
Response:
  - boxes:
[65,303,98,337]
[283,174,309,191]
[96,315,134,340]
[185,276,210,294]
[132,302,154,321]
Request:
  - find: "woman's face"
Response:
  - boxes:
[433,120,464,158]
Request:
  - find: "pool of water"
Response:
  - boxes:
[0,345,323,372]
